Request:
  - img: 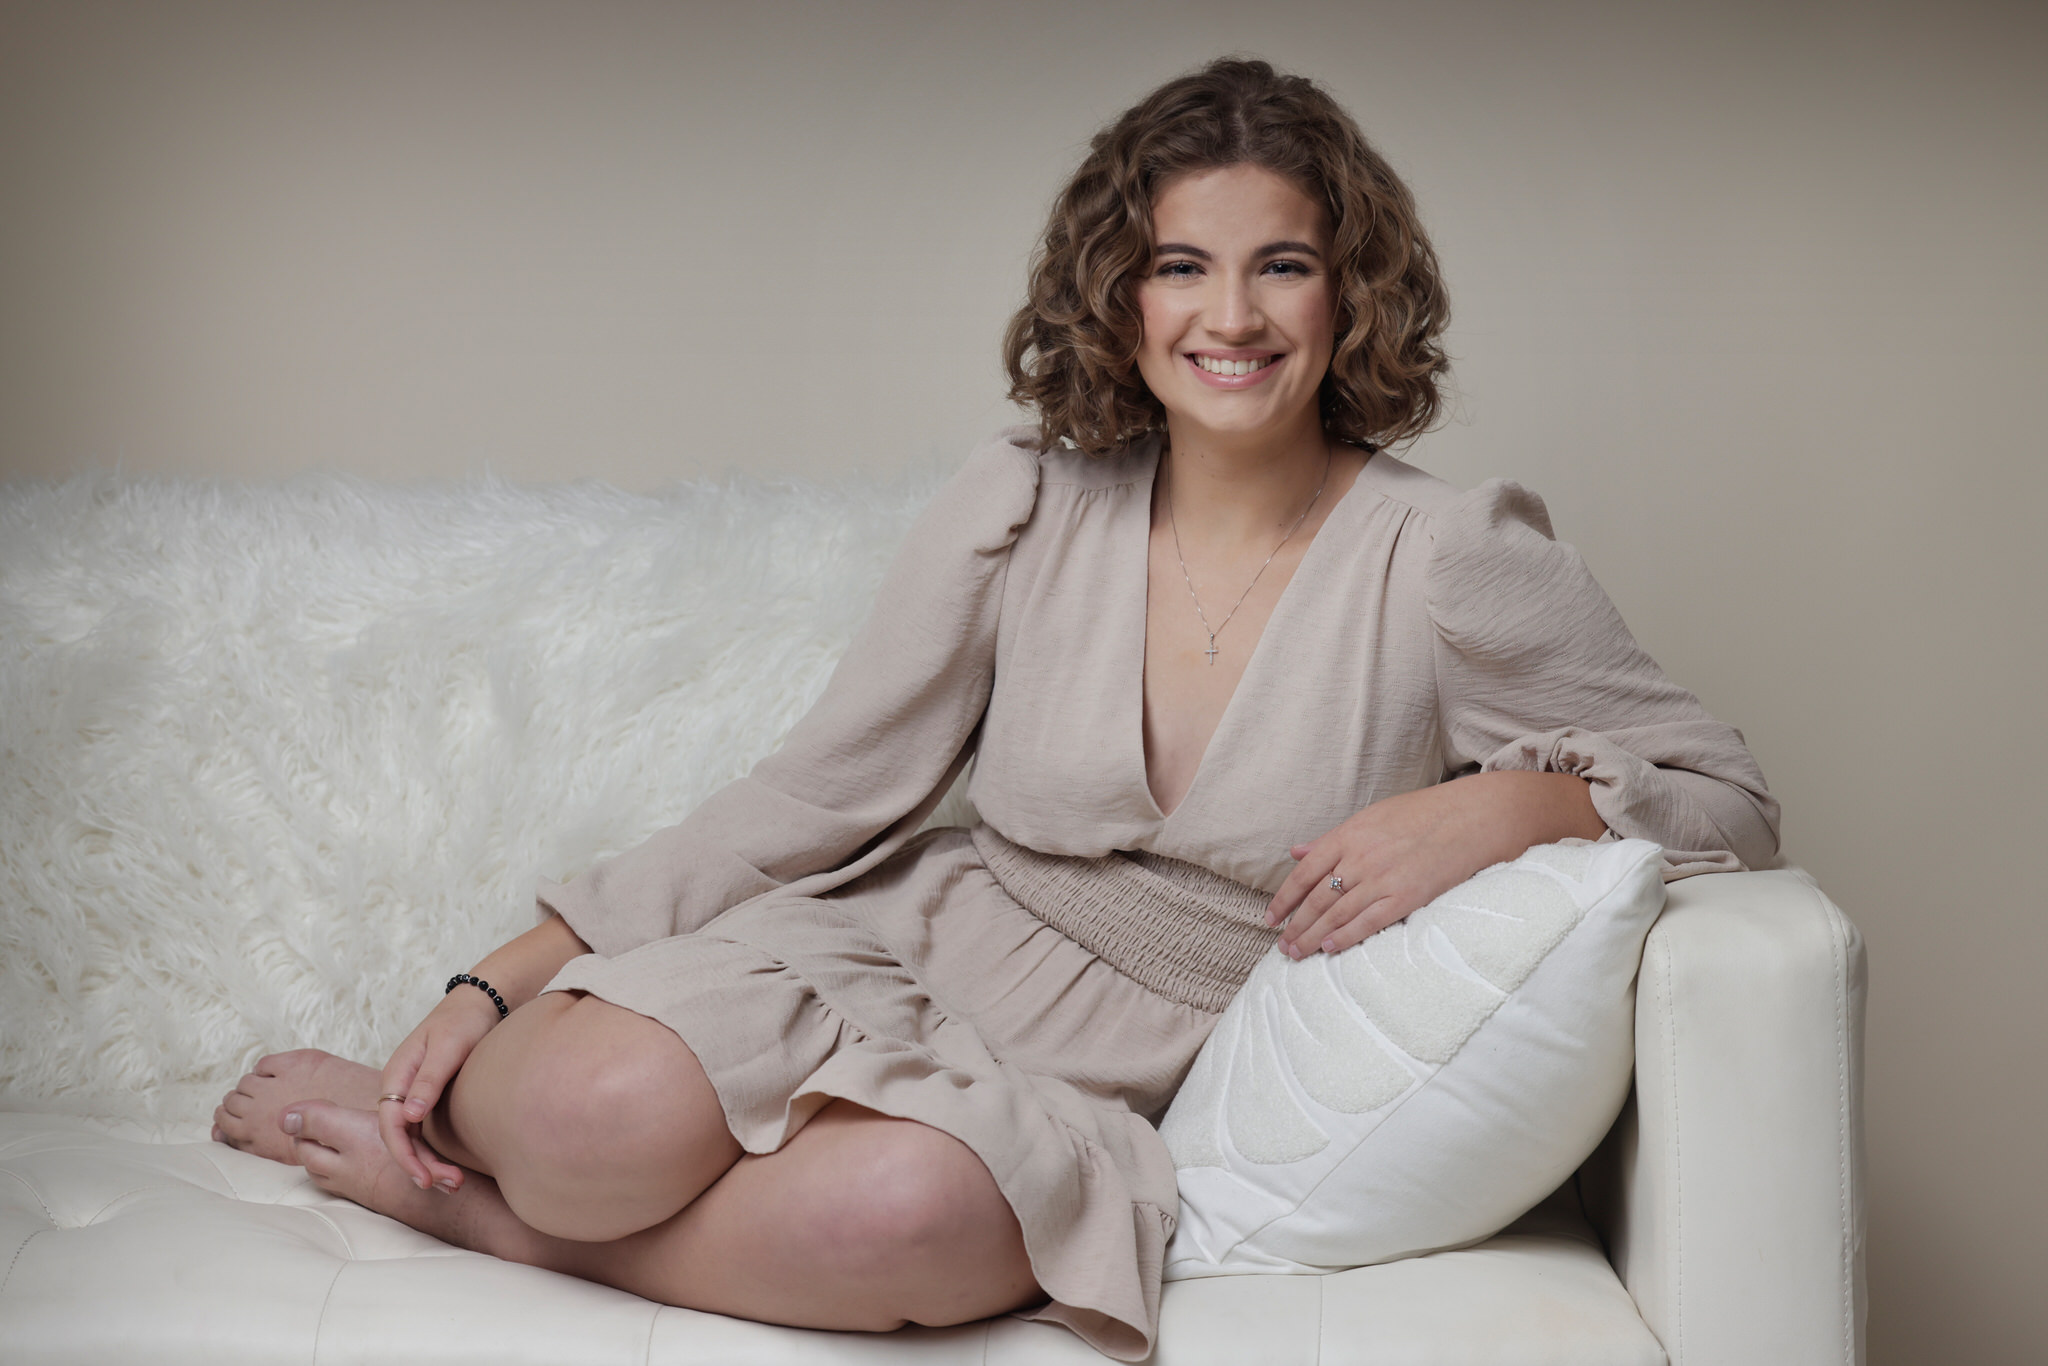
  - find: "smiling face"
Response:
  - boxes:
[1135,163,1338,452]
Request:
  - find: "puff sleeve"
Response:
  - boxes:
[1428,480,1780,879]
[536,436,1042,954]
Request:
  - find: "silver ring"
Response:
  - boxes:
[1329,875,1344,893]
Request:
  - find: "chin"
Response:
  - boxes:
[1168,400,1315,445]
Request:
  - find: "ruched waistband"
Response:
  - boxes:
[969,823,1278,1014]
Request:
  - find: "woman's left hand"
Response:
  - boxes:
[1267,770,1606,958]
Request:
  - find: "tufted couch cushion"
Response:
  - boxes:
[0,1113,1666,1366]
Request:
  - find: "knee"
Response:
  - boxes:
[811,1123,1035,1325]
[827,1130,976,1259]
[483,996,700,1174]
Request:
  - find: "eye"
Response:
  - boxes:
[1263,259,1313,278]
[1154,259,1203,279]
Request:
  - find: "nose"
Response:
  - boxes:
[1210,270,1264,340]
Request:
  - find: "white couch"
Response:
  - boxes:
[0,471,1865,1365]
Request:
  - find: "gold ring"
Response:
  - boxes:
[378,1094,407,1104]
[1330,875,1344,892]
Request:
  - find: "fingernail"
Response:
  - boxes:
[211,1126,224,1142]
[405,1100,426,1120]
[281,1111,302,1135]
[414,1176,429,1190]
[434,1179,457,1194]
[1320,939,1337,954]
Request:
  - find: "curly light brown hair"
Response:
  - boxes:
[1004,58,1450,456]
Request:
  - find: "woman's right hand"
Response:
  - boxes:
[373,913,593,1191]
[376,987,504,1192]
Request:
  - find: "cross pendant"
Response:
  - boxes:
[1204,638,1219,665]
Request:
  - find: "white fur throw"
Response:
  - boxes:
[0,471,952,1130]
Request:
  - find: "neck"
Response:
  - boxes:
[1159,410,1333,547]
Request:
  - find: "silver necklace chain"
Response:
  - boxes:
[1166,449,1331,665]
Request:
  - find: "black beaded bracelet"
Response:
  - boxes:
[446,973,509,1019]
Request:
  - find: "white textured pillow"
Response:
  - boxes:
[1159,837,1665,1279]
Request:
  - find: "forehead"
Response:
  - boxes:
[1150,164,1329,247]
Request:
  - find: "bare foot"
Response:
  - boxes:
[213,1049,384,1164]
[283,1101,525,1258]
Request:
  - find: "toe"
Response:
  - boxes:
[284,1106,323,1155]
[290,1123,332,1161]
[284,1098,341,1143]
[285,1101,360,1184]
[294,1138,339,1186]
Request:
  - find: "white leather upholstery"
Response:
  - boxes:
[0,869,1864,1364]
[1581,868,1867,1365]
[0,1113,1665,1364]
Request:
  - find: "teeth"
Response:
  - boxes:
[1195,355,1273,376]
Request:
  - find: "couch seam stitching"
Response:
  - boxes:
[308,1258,348,1366]
[301,1205,360,1259]
[82,1185,150,1225]
[0,1227,45,1302]
[193,1144,252,1200]
[0,1167,56,1223]
[1826,892,1854,1364]
[1663,934,1684,1363]
[638,1303,657,1366]
[1313,1271,1325,1366]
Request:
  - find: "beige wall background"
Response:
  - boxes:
[3,1,2043,1359]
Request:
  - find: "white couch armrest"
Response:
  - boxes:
[1580,869,1867,1366]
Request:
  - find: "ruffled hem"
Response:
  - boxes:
[542,912,1177,1362]
[787,1046,1171,1363]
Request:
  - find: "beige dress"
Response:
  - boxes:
[539,429,1779,1360]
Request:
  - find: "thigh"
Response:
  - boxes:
[547,1100,1042,1331]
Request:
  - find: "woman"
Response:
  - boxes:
[212,58,1776,1361]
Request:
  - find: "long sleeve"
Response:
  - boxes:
[1428,480,1780,879]
[538,436,1043,955]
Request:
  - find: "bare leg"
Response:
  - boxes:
[222,989,1044,1329]
[420,990,743,1241]
[285,1097,1042,1331]
[212,992,741,1241]
[213,1049,384,1163]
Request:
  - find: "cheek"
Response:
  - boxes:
[1293,287,1339,359]
[1134,293,1190,393]
[1136,290,1176,357]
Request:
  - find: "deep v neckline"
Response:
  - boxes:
[1135,446,1362,823]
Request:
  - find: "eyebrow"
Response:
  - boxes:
[1152,240,1325,261]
